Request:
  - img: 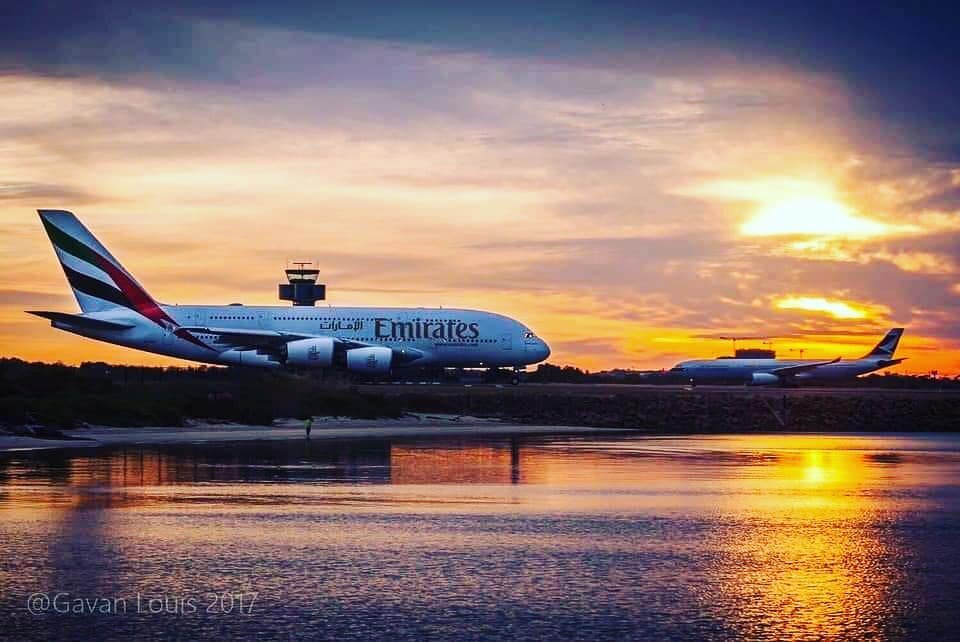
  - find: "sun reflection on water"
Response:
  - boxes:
[702,442,912,640]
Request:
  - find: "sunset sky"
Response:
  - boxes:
[1,2,958,373]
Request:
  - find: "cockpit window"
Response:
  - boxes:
[523,331,538,340]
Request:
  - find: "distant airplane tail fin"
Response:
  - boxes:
[37,210,169,323]
[863,328,904,359]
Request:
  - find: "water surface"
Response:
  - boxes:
[2,433,959,640]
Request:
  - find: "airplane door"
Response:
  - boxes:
[181,309,206,326]
[500,332,512,350]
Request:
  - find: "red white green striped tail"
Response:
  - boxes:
[38,210,209,349]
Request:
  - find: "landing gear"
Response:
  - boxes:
[511,367,522,386]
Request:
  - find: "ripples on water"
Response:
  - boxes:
[2,433,960,640]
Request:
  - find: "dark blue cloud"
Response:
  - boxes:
[3,1,960,159]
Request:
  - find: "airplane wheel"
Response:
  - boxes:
[511,376,520,386]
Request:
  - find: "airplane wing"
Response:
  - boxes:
[770,356,841,376]
[178,326,369,352]
[178,327,426,366]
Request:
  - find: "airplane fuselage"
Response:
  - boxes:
[53,303,551,369]
[670,357,897,384]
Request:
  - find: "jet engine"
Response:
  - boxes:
[285,337,335,367]
[749,372,780,386]
[346,346,392,374]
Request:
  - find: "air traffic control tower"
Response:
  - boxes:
[278,261,326,306]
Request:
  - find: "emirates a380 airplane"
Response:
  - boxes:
[28,210,550,382]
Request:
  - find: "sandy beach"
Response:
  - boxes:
[0,414,625,452]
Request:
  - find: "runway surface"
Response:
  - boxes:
[359,382,960,399]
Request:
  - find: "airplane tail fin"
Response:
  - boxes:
[37,210,167,321]
[863,328,904,359]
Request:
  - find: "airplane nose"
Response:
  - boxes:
[539,340,551,361]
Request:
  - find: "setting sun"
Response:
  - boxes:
[742,197,890,238]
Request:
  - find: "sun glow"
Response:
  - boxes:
[774,296,869,319]
[686,177,899,239]
[742,197,891,238]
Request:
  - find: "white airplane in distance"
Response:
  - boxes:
[28,210,550,383]
[669,328,906,386]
